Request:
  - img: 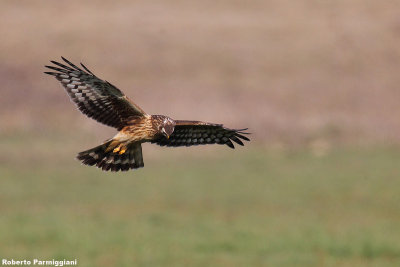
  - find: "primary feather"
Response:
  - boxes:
[45,57,146,130]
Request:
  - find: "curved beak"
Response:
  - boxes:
[161,128,169,139]
[162,131,170,139]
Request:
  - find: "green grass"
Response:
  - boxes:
[1,135,400,266]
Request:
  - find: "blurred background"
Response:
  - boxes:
[1,0,400,266]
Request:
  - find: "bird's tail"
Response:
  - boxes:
[76,139,144,172]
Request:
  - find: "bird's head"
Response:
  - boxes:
[159,116,176,139]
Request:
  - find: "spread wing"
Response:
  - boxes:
[45,57,146,130]
[152,120,250,149]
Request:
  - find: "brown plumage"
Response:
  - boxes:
[45,57,250,172]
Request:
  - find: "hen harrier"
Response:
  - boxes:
[45,57,250,172]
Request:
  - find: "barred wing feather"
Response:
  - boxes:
[152,120,250,149]
[45,57,146,130]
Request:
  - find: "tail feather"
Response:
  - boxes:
[77,140,144,172]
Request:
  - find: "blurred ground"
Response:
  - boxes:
[1,1,400,266]
[1,0,400,145]
[1,135,400,266]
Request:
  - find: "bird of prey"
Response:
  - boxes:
[45,57,250,172]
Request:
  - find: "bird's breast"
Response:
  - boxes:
[119,117,159,143]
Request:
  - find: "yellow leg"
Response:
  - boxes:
[106,140,120,152]
[119,147,127,154]
[113,146,121,153]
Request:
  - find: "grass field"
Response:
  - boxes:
[1,1,399,266]
[1,134,399,266]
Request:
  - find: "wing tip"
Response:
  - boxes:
[44,71,56,76]
[235,128,251,140]
[226,143,235,149]
[80,62,95,75]
[62,56,84,71]
[237,134,250,142]
[46,57,96,78]
[231,136,244,146]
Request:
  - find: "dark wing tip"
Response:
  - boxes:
[61,57,83,72]
[80,62,95,75]
[47,57,95,77]
[61,56,73,66]
[233,127,251,142]
[44,71,57,76]
[235,128,248,131]
[226,140,235,149]
[231,136,244,146]
[236,133,250,141]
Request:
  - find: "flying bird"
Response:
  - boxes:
[45,57,250,172]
